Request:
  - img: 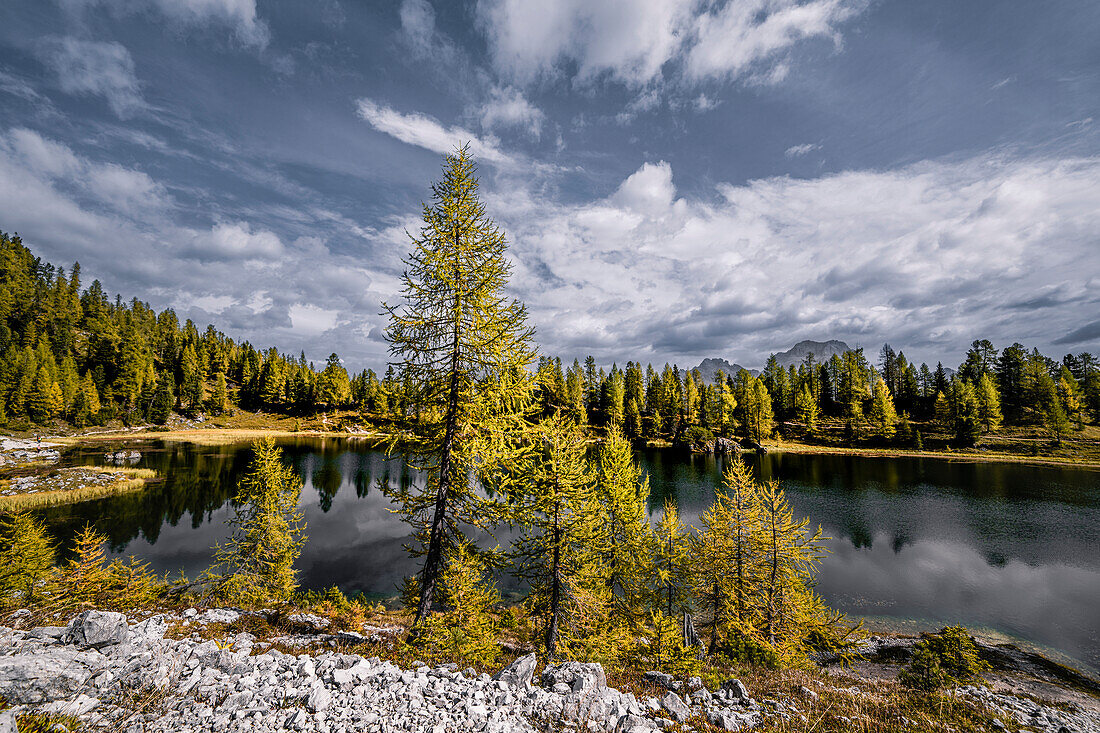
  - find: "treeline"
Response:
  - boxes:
[530,340,1100,448]
[0,232,369,427]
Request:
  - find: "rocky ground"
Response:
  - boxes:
[1,610,1098,733]
[0,438,61,470]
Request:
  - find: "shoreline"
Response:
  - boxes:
[47,427,1100,471]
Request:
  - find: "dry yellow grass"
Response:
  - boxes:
[0,466,158,511]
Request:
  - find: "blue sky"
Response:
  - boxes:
[0,0,1097,372]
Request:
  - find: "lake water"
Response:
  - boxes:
[38,437,1100,674]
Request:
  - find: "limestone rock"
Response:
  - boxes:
[660,691,690,723]
[66,610,130,650]
[0,648,93,703]
[493,653,537,689]
[541,661,607,694]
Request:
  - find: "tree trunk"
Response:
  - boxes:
[413,229,463,628]
[547,499,562,660]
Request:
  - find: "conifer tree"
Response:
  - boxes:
[975,373,1003,432]
[952,381,982,446]
[212,437,306,605]
[795,384,818,436]
[382,146,535,627]
[210,371,229,415]
[934,390,951,431]
[150,371,173,425]
[693,458,762,650]
[592,425,652,620]
[74,372,101,427]
[653,500,691,618]
[868,378,898,439]
[0,512,56,603]
[510,414,599,661]
[419,542,501,666]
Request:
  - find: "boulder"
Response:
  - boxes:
[0,648,93,703]
[721,678,750,701]
[642,671,675,689]
[0,711,15,733]
[66,610,130,650]
[660,691,690,722]
[615,714,657,732]
[198,608,240,625]
[492,653,538,689]
[541,661,607,694]
[708,710,745,731]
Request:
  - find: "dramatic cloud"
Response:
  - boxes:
[37,37,144,118]
[477,0,865,88]
[0,127,378,360]
[488,153,1100,366]
[356,99,512,165]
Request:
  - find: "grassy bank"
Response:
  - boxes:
[764,438,1100,470]
[0,466,158,511]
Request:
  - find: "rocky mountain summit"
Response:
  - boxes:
[1,609,1097,733]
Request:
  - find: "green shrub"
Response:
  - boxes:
[900,626,991,690]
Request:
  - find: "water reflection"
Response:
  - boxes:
[36,439,1100,674]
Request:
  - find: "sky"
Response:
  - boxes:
[0,0,1097,373]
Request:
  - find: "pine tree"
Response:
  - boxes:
[0,512,56,603]
[73,372,101,427]
[510,414,599,661]
[934,390,951,431]
[868,379,898,439]
[419,542,501,666]
[693,458,762,651]
[795,384,818,437]
[592,425,652,620]
[952,381,982,446]
[210,371,229,415]
[212,437,306,606]
[652,500,691,618]
[150,371,173,425]
[975,373,1003,432]
[382,146,535,627]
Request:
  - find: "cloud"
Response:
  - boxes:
[37,37,144,118]
[1054,319,1100,346]
[0,126,383,366]
[65,0,269,49]
[785,143,821,158]
[356,99,513,165]
[187,221,284,260]
[479,86,545,139]
[486,153,1100,366]
[476,0,865,89]
[685,0,861,82]
[477,0,689,87]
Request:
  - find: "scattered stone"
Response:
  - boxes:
[493,653,538,689]
[615,714,657,732]
[541,661,607,694]
[721,678,750,701]
[660,691,690,722]
[65,610,130,649]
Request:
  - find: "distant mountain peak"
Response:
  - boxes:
[769,339,852,368]
[691,357,757,383]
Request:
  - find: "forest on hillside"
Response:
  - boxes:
[1,230,1097,448]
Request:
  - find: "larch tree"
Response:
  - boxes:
[652,499,691,618]
[212,437,306,605]
[868,378,898,439]
[382,145,535,627]
[510,414,601,661]
[592,425,652,621]
[975,373,1003,432]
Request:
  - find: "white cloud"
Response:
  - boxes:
[65,0,269,49]
[289,303,339,336]
[480,86,545,139]
[399,0,436,54]
[189,221,284,260]
[356,98,512,165]
[478,0,688,87]
[476,0,865,89]
[685,0,859,82]
[37,37,144,118]
[785,143,821,158]
[486,153,1100,366]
